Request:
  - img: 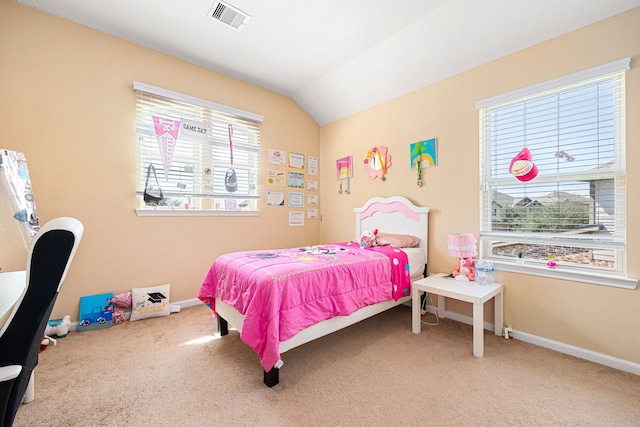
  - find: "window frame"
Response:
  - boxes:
[133,81,263,217]
[476,58,637,289]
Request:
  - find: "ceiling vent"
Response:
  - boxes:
[208,1,251,31]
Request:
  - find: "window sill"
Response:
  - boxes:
[492,260,637,290]
[135,209,260,217]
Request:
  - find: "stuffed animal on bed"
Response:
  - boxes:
[110,291,132,324]
[356,228,378,248]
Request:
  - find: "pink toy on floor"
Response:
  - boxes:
[110,292,132,324]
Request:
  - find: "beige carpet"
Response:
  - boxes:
[13,304,640,426]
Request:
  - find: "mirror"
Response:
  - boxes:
[0,149,40,272]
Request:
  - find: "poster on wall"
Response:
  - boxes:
[410,138,438,169]
[336,156,353,194]
[308,156,318,176]
[289,152,305,169]
[288,192,304,207]
[410,138,437,187]
[307,209,318,219]
[268,149,287,166]
[266,191,285,206]
[289,211,305,226]
[336,156,353,180]
[288,172,305,188]
[267,170,285,186]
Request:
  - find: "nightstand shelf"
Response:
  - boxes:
[411,273,503,357]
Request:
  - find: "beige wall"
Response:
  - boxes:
[3,0,640,366]
[320,8,640,364]
[0,1,320,318]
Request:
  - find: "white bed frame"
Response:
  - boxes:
[214,196,429,386]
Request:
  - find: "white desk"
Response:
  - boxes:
[411,273,503,357]
[0,270,27,330]
[0,270,36,403]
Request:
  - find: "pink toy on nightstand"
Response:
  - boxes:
[453,257,476,281]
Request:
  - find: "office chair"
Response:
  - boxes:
[0,217,83,427]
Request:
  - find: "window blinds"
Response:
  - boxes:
[133,82,262,211]
[477,58,629,272]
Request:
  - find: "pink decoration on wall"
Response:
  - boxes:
[364,146,391,180]
[153,116,180,179]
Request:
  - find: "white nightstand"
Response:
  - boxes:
[411,273,504,357]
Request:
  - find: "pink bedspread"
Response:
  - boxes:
[198,242,410,370]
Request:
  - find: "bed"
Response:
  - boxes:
[198,196,429,386]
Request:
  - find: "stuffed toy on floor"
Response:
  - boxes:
[45,315,71,338]
[111,291,132,324]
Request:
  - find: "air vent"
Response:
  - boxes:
[208,1,251,30]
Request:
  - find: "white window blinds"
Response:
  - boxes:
[477,58,629,277]
[134,82,262,213]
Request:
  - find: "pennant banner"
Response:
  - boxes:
[153,116,180,179]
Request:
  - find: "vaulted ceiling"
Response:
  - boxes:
[16,0,640,125]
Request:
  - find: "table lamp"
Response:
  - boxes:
[447,233,478,282]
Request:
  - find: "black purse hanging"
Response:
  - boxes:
[143,164,164,205]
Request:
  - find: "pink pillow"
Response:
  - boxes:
[376,233,420,248]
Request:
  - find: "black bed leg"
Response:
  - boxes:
[264,367,279,387]
[217,316,229,336]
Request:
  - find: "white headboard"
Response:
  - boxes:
[354,196,429,264]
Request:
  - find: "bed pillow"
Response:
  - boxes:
[376,232,420,248]
[403,247,426,278]
[130,284,170,321]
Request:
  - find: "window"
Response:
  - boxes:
[134,82,263,216]
[477,58,635,288]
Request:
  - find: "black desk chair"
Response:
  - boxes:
[0,217,83,427]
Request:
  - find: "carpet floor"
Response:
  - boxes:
[13,303,640,426]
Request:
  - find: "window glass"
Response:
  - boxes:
[478,64,627,275]
[134,83,261,213]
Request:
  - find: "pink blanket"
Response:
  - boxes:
[198,242,410,370]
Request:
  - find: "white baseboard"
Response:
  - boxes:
[511,330,640,376]
[172,297,203,308]
[442,309,498,333]
[428,305,640,377]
